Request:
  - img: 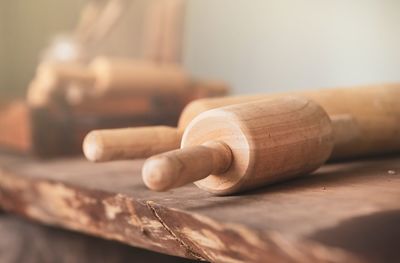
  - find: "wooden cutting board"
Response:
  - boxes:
[0,152,399,262]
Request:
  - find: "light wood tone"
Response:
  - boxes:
[88,57,229,97]
[143,97,334,194]
[28,58,190,104]
[90,84,400,162]
[80,80,229,162]
[143,141,232,191]
[83,126,183,162]
[88,57,189,95]
[180,84,400,159]
[28,58,229,108]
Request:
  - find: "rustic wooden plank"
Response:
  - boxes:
[0,152,399,262]
[0,214,196,263]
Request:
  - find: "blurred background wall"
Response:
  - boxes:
[1,0,400,97]
[183,0,400,94]
[0,0,84,97]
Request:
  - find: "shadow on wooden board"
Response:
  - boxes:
[311,210,400,263]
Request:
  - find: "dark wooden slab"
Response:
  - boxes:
[0,152,399,262]
[0,214,196,263]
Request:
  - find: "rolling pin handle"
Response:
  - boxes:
[83,126,182,162]
[142,141,232,191]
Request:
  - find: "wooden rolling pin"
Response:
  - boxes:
[142,97,337,194]
[83,84,400,162]
[27,62,93,107]
[28,58,229,106]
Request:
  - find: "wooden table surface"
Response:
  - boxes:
[0,213,196,263]
[0,152,399,262]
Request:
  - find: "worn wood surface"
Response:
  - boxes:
[0,152,399,262]
[0,214,196,263]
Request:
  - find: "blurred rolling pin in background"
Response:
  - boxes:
[0,57,229,157]
[27,57,229,107]
[83,83,400,162]
[141,95,398,194]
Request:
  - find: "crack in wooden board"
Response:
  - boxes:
[0,214,197,263]
[146,201,206,261]
[0,152,399,262]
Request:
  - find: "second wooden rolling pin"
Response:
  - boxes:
[29,58,229,106]
[83,84,400,162]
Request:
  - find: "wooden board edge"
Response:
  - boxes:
[0,170,363,262]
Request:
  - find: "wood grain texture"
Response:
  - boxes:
[0,152,399,262]
[179,84,400,160]
[82,80,229,162]
[84,126,183,162]
[143,141,233,192]
[144,97,334,194]
[0,214,196,263]
[90,84,400,162]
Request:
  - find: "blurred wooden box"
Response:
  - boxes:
[0,93,186,157]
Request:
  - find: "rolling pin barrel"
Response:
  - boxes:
[89,58,190,95]
[30,58,230,110]
[143,97,334,195]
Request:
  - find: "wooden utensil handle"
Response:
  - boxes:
[142,141,232,191]
[83,126,182,162]
[89,58,189,95]
[38,63,96,86]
